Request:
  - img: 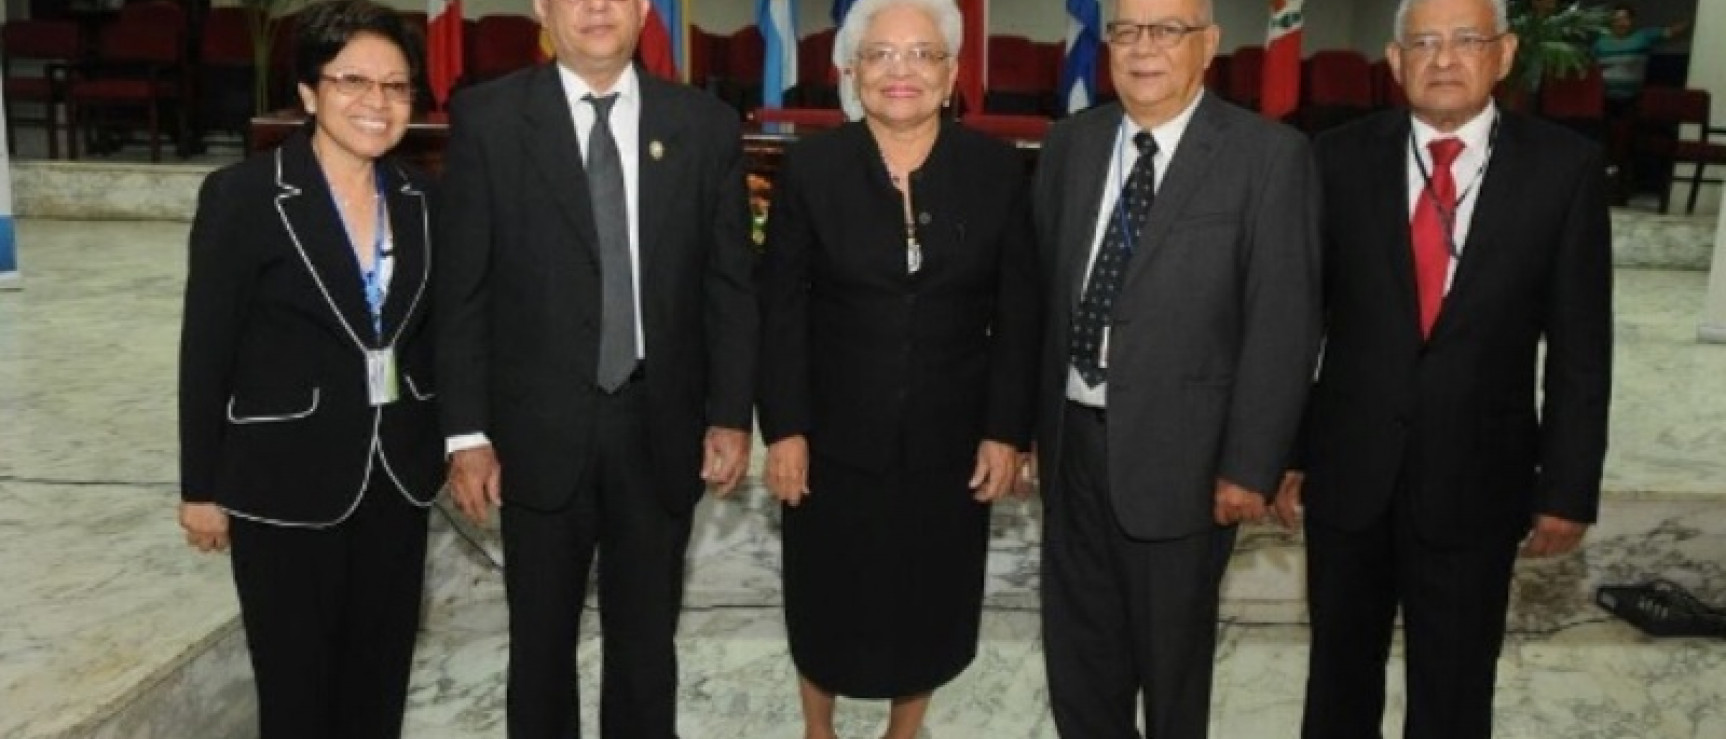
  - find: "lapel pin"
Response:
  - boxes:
[649,140,665,161]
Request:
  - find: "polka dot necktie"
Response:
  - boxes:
[1071,131,1158,388]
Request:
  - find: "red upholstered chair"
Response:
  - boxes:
[721,26,765,114]
[794,27,838,108]
[268,13,299,112]
[1095,48,1116,102]
[1370,58,1406,109]
[751,106,845,128]
[963,112,1052,141]
[1538,63,1605,146]
[1205,53,1230,97]
[2,19,84,158]
[1302,50,1373,133]
[1228,45,1263,109]
[1632,88,1726,214]
[67,0,190,161]
[687,25,718,90]
[985,35,1053,115]
[194,5,258,146]
[468,14,541,84]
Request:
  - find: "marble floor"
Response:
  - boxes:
[2,217,1725,738]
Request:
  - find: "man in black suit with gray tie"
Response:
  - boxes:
[1031,0,1321,735]
[435,0,757,736]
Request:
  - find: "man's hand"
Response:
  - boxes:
[1213,478,1268,526]
[1521,514,1589,558]
[180,502,230,552]
[969,440,1021,503]
[1272,471,1305,530]
[765,435,810,506]
[702,426,751,496]
[1013,449,1039,499]
[448,445,502,525]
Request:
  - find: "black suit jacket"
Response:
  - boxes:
[436,64,757,512]
[1302,109,1613,545]
[1034,94,1322,541]
[178,131,442,525]
[757,120,1040,471]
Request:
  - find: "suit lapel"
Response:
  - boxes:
[1369,113,1422,335]
[1121,93,1226,289]
[273,133,377,350]
[1429,110,1529,342]
[380,161,428,345]
[1061,105,1122,311]
[524,64,599,249]
[637,73,689,281]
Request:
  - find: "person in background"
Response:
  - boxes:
[1593,2,1689,116]
[756,1,1039,737]
[177,1,440,736]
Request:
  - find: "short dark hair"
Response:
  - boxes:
[1611,3,1636,19]
[292,0,422,89]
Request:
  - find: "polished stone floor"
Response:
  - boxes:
[2,217,1724,738]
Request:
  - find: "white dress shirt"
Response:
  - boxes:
[446,65,647,456]
[1406,104,1498,292]
[1066,90,1206,408]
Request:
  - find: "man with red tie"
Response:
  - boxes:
[1274,0,1613,736]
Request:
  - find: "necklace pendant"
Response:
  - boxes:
[907,236,923,274]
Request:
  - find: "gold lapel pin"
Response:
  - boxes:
[649,140,665,161]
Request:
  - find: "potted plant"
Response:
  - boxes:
[241,0,307,115]
[1505,0,1612,100]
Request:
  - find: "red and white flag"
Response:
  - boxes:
[427,0,464,110]
[1261,0,1302,120]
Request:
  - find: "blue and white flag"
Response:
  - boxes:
[831,0,857,26]
[0,91,18,289]
[759,0,799,108]
[1059,0,1103,114]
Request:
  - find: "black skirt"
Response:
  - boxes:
[781,453,991,698]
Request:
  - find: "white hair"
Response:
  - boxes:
[833,0,963,120]
[1392,0,1510,39]
[1107,0,1214,24]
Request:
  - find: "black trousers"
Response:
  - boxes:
[1301,491,1521,739]
[501,379,694,739]
[1041,402,1237,739]
[228,478,429,739]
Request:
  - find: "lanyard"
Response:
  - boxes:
[329,168,390,343]
[1410,117,1498,260]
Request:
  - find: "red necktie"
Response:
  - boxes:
[1412,137,1464,339]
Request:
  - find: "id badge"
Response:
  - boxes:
[1099,326,1110,370]
[366,348,399,406]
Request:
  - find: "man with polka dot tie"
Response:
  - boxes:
[1029,0,1322,734]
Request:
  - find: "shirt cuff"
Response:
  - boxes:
[445,432,491,456]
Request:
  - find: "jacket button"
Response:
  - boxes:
[918,212,932,225]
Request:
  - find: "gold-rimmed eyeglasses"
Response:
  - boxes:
[1104,21,1211,48]
[855,44,952,71]
[1397,32,1505,58]
[320,73,414,104]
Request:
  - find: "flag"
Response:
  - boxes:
[831,0,856,26]
[426,0,463,110]
[640,0,685,81]
[1261,0,1303,120]
[0,92,18,289]
[955,0,986,115]
[1059,0,1102,114]
[758,0,798,108]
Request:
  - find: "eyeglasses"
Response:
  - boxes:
[855,44,951,71]
[320,73,414,104]
[1398,32,1505,58]
[1104,21,1211,48]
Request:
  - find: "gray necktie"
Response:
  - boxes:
[584,93,636,392]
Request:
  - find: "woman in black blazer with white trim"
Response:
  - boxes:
[176,2,439,736]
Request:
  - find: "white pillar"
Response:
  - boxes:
[1699,187,1726,342]
[1696,0,1726,342]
